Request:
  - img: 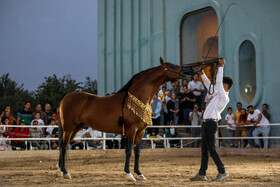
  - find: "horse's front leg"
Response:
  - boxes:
[124,139,136,181]
[134,129,147,181]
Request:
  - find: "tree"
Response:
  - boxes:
[0,74,34,117]
[81,76,97,94]
[34,74,82,113]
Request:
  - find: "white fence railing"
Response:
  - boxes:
[1,123,280,150]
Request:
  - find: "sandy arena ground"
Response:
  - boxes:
[0,149,280,186]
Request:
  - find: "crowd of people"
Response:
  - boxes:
[0,75,272,150]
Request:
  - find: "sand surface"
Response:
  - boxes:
[0,150,280,186]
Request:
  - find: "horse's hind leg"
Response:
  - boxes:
[59,130,73,179]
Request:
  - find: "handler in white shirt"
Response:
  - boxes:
[191,58,233,182]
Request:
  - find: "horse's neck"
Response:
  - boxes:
[129,67,165,104]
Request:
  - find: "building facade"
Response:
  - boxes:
[98,0,280,147]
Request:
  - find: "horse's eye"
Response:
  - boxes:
[170,64,177,70]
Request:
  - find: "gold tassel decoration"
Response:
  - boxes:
[127,92,153,126]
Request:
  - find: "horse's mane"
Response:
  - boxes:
[117,67,158,93]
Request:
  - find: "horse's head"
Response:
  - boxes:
[160,57,193,81]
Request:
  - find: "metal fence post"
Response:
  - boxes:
[103,132,106,150]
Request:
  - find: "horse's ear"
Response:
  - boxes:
[160,57,165,65]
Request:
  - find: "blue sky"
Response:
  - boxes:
[0,0,98,91]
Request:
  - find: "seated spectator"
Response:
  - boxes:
[150,93,162,135]
[46,118,56,137]
[31,112,45,127]
[70,129,87,150]
[246,105,270,149]
[0,119,8,150]
[262,103,270,121]
[225,107,237,147]
[105,133,119,149]
[1,118,13,137]
[0,105,11,119]
[50,123,59,149]
[29,120,48,150]
[85,127,103,149]
[32,104,48,125]
[236,108,249,147]
[7,120,30,150]
[149,130,164,148]
[189,104,202,147]
[165,124,181,148]
[17,101,32,125]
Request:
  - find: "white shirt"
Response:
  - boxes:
[46,125,54,135]
[202,73,218,107]
[31,119,45,126]
[74,129,87,142]
[87,127,102,139]
[202,67,229,120]
[247,109,269,127]
[188,80,204,96]
[225,113,236,130]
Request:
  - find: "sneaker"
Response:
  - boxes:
[190,174,207,181]
[213,172,229,181]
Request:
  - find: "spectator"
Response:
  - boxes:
[1,110,16,125]
[236,108,248,147]
[225,107,237,147]
[105,133,119,149]
[51,107,60,120]
[246,105,270,149]
[188,74,204,109]
[32,104,48,125]
[181,85,196,133]
[235,102,243,147]
[16,101,32,125]
[1,118,13,137]
[158,83,167,96]
[29,120,48,150]
[0,105,11,120]
[262,103,270,121]
[149,129,164,148]
[180,79,188,93]
[85,127,103,149]
[158,86,167,125]
[171,80,181,99]
[50,122,59,149]
[31,112,45,126]
[166,93,180,126]
[70,129,87,150]
[163,90,171,133]
[44,103,53,123]
[189,104,202,147]
[46,118,58,149]
[150,94,162,135]
[8,120,30,150]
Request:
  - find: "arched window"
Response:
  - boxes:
[239,40,256,103]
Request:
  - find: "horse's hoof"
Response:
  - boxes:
[126,173,136,182]
[56,168,63,177]
[136,174,147,181]
[63,173,72,179]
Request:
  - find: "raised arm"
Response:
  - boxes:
[216,59,228,100]
[201,70,211,89]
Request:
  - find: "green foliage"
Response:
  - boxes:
[81,76,98,94]
[0,74,34,117]
[0,73,98,116]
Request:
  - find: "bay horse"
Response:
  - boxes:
[57,57,187,181]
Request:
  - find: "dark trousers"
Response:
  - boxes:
[199,121,225,175]
[11,141,26,150]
